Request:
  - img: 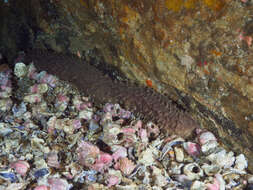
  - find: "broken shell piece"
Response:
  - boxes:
[0,172,17,183]
[78,107,93,120]
[0,122,13,136]
[169,161,184,175]
[0,98,12,112]
[47,177,72,190]
[207,149,235,169]
[174,147,184,162]
[77,141,100,168]
[10,160,30,176]
[54,94,70,112]
[14,62,27,78]
[183,163,203,180]
[202,163,221,176]
[114,157,135,175]
[138,147,157,167]
[201,140,219,155]
[191,180,206,190]
[235,154,247,171]
[12,102,27,117]
[111,146,127,162]
[36,71,58,87]
[34,185,50,190]
[29,83,48,94]
[198,131,217,145]
[92,152,113,173]
[206,174,225,190]
[183,142,200,157]
[102,123,124,146]
[24,94,42,103]
[161,137,185,159]
[47,152,60,168]
[151,166,168,187]
[172,174,192,188]
[106,169,122,187]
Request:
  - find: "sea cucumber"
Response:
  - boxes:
[23,49,199,138]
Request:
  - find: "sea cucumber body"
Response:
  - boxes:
[24,50,199,138]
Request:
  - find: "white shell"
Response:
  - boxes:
[138,147,156,167]
[207,149,235,168]
[174,147,184,162]
[14,62,27,78]
[235,154,247,171]
[201,140,218,155]
[78,107,93,120]
[190,180,206,190]
[183,163,204,180]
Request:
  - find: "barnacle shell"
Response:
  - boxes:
[201,140,219,155]
[183,163,203,180]
[191,180,206,190]
[202,163,221,176]
[14,62,27,78]
[235,154,248,171]
[207,149,235,168]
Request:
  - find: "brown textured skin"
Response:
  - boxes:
[24,49,199,138]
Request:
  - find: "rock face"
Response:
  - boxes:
[1,0,253,171]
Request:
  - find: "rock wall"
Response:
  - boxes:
[1,0,253,171]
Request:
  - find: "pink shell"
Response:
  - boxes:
[139,128,148,143]
[92,152,113,172]
[183,142,200,157]
[10,160,30,176]
[206,178,220,190]
[33,185,49,190]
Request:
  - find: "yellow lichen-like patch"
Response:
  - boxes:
[184,0,198,9]
[165,0,184,12]
[202,0,225,11]
[121,5,139,26]
[210,49,222,56]
[165,0,225,12]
